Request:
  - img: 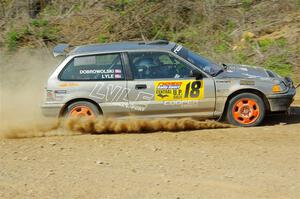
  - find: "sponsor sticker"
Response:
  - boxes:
[79,69,114,75]
[240,80,255,85]
[115,69,122,73]
[89,82,153,111]
[114,69,123,79]
[59,82,79,87]
[154,80,204,101]
[115,74,122,79]
[79,68,123,79]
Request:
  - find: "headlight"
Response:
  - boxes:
[272,82,287,93]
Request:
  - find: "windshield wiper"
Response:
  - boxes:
[212,69,224,77]
[222,63,228,70]
[211,63,228,76]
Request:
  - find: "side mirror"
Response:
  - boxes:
[190,69,203,80]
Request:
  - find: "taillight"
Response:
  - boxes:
[46,90,55,101]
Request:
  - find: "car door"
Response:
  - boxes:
[58,53,130,117]
[126,51,216,118]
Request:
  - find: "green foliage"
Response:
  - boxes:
[5,18,59,51]
[31,19,48,27]
[241,0,253,9]
[98,34,107,43]
[276,37,286,48]
[213,31,231,53]
[37,27,59,40]
[5,25,35,50]
[150,18,168,40]
[171,27,199,49]
[112,0,132,11]
[43,5,60,16]
[264,56,292,76]
[116,0,131,4]
[74,4,82,12]
[31,19,58,40]
[1,0,297,79]
[214,43,229,53]
[5,30,19,50]
[297,0,300,10]
[235,52,248,63]
[258,37,287,52]
[258,38,275,52]
[225,20,236,31]
[220,32,232,42]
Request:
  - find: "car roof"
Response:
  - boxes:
[69,41,176,55]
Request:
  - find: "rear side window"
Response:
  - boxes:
[59,53,125,81]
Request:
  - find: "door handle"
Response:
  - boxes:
[135,84,147,90]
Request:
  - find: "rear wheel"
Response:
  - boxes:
[226,93,265,127]
[65,101,100,118]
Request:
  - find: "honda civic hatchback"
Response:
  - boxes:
[42,40,296,126]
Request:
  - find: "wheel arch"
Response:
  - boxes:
[59,98,103,117]
[220,88,270,120]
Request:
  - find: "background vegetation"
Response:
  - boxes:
[0,0,299,79]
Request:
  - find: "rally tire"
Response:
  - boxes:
[65,101,100,118]
[226,93,265,127]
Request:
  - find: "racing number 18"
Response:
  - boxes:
[184,81,201,98]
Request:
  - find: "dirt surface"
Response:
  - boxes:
[0,105,299,199]
[0,51,299,198]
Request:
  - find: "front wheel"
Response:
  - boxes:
[226,93,266,127]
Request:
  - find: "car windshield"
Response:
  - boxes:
[173,45,223,76]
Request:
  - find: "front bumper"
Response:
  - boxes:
[41,103,64,117]
[267,87,296,112]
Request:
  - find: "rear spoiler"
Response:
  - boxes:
[53,44,70,57]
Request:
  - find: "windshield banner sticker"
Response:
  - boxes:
[154,80,204,101]
[74,56,96,66]
[173,45,182,54]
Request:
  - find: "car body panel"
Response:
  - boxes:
[69,41,176,56]
[219,64,270,78]
[126,77,216,118]
[41,41,296,120]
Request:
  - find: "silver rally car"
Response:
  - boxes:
[42,40,296,126]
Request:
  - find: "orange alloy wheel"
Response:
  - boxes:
[69,106,95,118]
[232,98,260,125]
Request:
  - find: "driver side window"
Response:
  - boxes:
[128,51,192,79]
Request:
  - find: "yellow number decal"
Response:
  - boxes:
[155,80,204,101]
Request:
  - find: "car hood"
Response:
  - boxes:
[219,64,270,78]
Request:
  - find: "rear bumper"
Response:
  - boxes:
[267,87,296,112]
[41,103,64,117]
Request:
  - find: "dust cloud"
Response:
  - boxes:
[1,117,232,139]
[0,48,60,138]
[64,117,232,134]
[0,48,58,122]
[0,48,232,139]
